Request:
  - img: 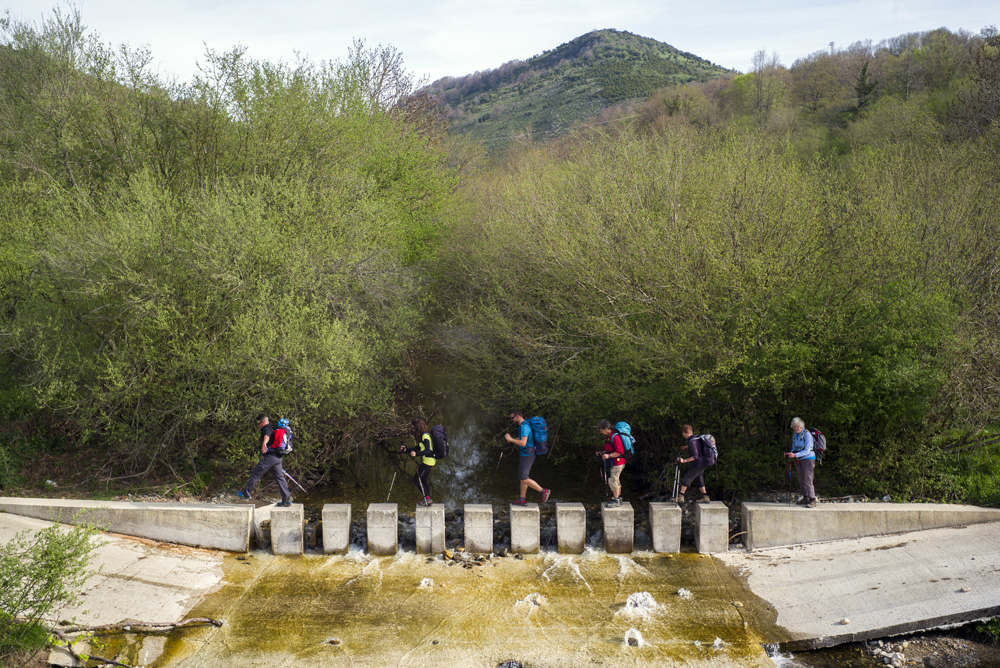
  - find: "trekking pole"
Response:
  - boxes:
[785,459,792,505]
[491,445,510,489]
[386,471,397,502]
[599,457,609,499]
[672,462,680,500]
[284,470,309,495]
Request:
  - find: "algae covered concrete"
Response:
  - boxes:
[717,521,1000,650]
[153,550,781,668]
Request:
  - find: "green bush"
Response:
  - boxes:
[0,521,98,666]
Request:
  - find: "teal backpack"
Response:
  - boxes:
[526,416,549,455]
[613,421,636,460]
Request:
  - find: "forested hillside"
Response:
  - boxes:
[424,29,729,146]
[1,8,998,505]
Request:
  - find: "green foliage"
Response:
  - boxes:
[0,9,456,480]
[0,521,98,665]
[975,617,1000,643]
[439,125,1000,500]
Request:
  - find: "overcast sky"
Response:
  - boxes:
[2,1,996,84]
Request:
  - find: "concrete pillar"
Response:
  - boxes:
[601,501,634,554]
[695,501,729,554]
[367,503,398,556]
[416,503,446,555]
[556,502,586,554]
[464,504,493,554]
[270,504,304,555]
[322,504,351,554]
[510,503,540,554]
[649,502,682,553]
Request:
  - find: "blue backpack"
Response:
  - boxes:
[526,417,549,455]
[613,421,636,460]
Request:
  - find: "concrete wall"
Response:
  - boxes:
[271,504,304,555]
[649,502,682,553]
[416,504,445,555]
[322,504,351,554]
[367,503,398,555]
[602,501,634,553]
[556,503,586,554]
[510,503,540,554]
[742,502,1000,551]
[0,497,252,552]
[464,504,493,554]
[694,501,729,554]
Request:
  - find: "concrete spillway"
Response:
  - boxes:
[3,496,1000,664]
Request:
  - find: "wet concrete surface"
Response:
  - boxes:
[153,549,782,668]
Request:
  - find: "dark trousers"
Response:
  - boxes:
[795,459,816,500]
[413,463,432,498]
[681,463,707,489]
[244,453,292,504]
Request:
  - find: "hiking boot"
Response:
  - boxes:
[541,488,551,504]
[672,494,686,504]
[612,497,623,506]
[806,498,818,508]
[236,491,249,500]
[419,497,433,507]
[795,496,809,505]
[512,498,528,506]
[697,495,711,503]
[276,501,292,507]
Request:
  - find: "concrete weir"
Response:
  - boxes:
[0,496,252,552]
[742,501,1000,551]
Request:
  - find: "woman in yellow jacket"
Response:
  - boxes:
[401,418,435,506]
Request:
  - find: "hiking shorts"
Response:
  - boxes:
[518,454,536,481]
[608,464,624,494]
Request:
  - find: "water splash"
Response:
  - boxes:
[614,555,652,580]
[763,643,810,667]
[513,592,546,614]
[618,591,658,619]
[344,557,384,588]
[623,628,645,647]
[417,578,433,589]
[713,637,725,649]
[541,555,593,592]
[677,587,693,599]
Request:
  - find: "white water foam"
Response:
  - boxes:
[764,644,808,667]
[417,577,433,589]
[541,555,593,592]
[677,587,693,599]
[613,555,652,580]
[513,592,546,615]
[344,557,384,588]
[623,628,645,647]
[618,591,658,619]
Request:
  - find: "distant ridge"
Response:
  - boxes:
[425,29,730,145]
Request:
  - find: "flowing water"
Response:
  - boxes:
[150,549,785,668]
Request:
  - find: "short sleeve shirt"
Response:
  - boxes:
[519,421,534,456]
[260,424,275,450]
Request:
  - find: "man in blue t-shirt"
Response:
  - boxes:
[504,410,551,506]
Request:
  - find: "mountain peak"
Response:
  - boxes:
[425,30,729,146]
